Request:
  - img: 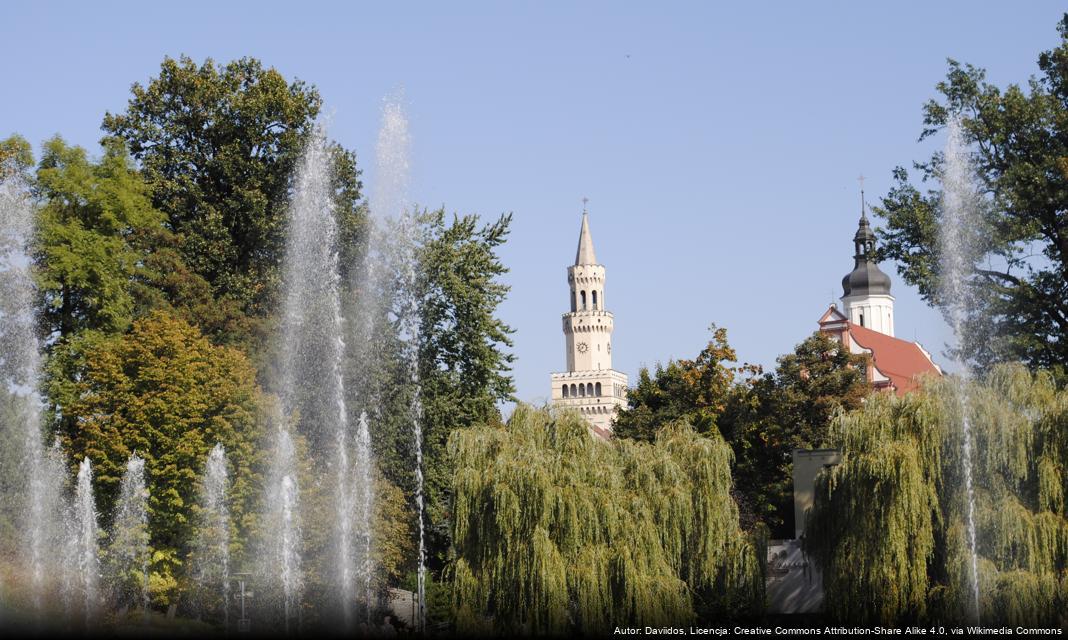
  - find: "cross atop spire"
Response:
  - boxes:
[857,174,867,220]
[582,196,589,214]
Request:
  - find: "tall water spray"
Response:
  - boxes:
[193,443,230,627]
[370,94,425,631]
[276,125,375,626]
[109,454,150,614]
[941,116,982,621]
[264,423,303,633]
[70,458,101,626]
[354,411,375,621]
[0,167,66,616]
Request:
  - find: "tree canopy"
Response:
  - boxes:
[449,405,762,634]
[416,209,516,564]
[807,365,1068,626]
[615,327,869,536]
[875,14,1068,376]
[613,324,755,442]
[722,331,869,535]
[33,137,165,337]
[102,55,364,325]
[47,311,265,604]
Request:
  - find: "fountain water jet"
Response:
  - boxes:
[0,167,67,618]
[193,443,230,627]
[264,424,303,633]
[275,124,377,627]
[368,92,427,632]
[354,411,375,621]
[70,458,101,626]
[108,454,150,614]
[940,115,982,621]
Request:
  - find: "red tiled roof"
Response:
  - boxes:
[847,322,941,395]
[590,424,613,441]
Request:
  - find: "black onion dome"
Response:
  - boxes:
[842,261,892,296]
[842,213,892,297]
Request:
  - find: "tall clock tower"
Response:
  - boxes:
[550,205,628,435]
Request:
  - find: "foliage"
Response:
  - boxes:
[415,209,516,566]
[806,365,1068,625]
[874,14,1068,376]
[614,324,757,442]
[372,471,415,593]
[0,135,33,179]
[721,332,869,535]
[46,311,265,604]
[449,405,762,634]
[615,328,868,537]
[33,137,166,337]
[102,55,364,325]
[0,388,23,559]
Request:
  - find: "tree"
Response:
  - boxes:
[875,14,1068,375]
[806,365,1068,626]
[102,56,364,323]
[33,137,166,337]
[415,209,516,566]
[613,324,756,443]
[46,311,266,604]
[449,405,762,634]
[0,135,33,179]
[720,332,869,536]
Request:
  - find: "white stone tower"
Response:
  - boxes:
[840,190,895,336]
[550,204,628,434]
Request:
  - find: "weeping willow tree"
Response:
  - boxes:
[806,364,1068,626]
[449,405,762,635]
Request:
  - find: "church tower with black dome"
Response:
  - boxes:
[840,198,895,336]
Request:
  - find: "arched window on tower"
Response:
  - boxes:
[595,382,602,396]
[570,384,577,397]
[579,383,586,397]
[586,383,594,396]
[571,290,577,312]
[580,291,587,310]
[562,385,569,398]
[592,290,598,310]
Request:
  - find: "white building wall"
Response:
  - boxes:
[551,219,628,434]
[842,293,895,337]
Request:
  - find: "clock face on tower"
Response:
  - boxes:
[577,342,589,353]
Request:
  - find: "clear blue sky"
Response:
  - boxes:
[4,2,1064,406]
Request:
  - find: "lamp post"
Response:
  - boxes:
[231,573,253,633]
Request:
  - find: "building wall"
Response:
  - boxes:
[550,370,628,432]
[842,293,895,337]
[792,448,842,539]
[766,448,843,615]
[565,264,612,371]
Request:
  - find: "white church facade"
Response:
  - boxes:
[549,207,628,436]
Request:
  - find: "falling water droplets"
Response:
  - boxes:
[941,115,983,622]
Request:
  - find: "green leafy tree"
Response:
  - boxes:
[721,332,869,535]
[102,56,364,325]
[449,405,763,634]
[875,14,1068,374]
[0,134,33,179]
[46,311,265,604]
[416,209,516,566]
[613,324,756,442]
[33,137,165,337]
[807,366,1068,625]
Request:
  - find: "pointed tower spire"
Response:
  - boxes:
[575,199,598,265]
[841,175,895,335]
